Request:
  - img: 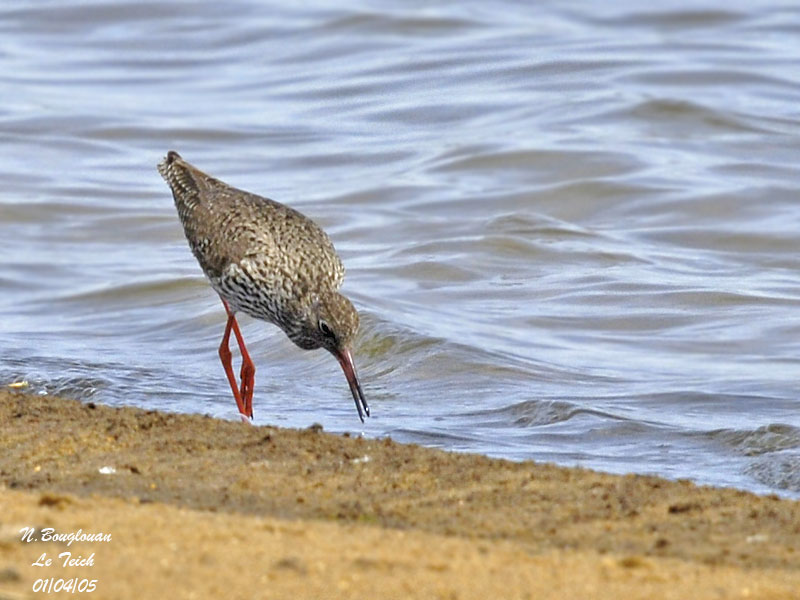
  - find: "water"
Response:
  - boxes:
[2,0,800,498]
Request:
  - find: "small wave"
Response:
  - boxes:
[462,398,633,428]
[1,361,108,401]
[708,424,800,457]
[320,11,477,36]
[746,452,800,494]
[46,276,207,309]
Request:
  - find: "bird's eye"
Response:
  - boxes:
[318,319,334,338]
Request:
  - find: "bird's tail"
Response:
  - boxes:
[157,151,201,209]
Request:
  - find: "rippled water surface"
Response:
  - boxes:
[2,0,800,497]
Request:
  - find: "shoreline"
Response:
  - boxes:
[1,390,799,598]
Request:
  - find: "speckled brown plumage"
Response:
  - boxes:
[157,151,368,422]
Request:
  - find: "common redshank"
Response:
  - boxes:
[157,151,369,422]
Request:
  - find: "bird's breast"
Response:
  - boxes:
[213,259,310,329]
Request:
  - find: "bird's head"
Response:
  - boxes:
[294,290,369,422]
[306,290,360,354]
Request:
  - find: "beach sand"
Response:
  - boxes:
[0,389,798,599]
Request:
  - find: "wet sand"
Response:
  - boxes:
[0,389,798,599]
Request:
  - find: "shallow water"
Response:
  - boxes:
[2,0,800,498]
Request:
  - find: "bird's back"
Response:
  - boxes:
[158,152,345,326]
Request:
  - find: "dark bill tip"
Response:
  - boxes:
[336,348,369,423]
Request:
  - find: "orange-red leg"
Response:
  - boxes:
[218,298,256,420]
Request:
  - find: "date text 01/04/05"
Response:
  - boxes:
[32,577,98,594]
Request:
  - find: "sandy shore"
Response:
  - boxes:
[0,390,798,599]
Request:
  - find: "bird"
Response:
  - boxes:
[157,151,369,423]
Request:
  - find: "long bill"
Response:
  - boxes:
[336,347,369,423]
